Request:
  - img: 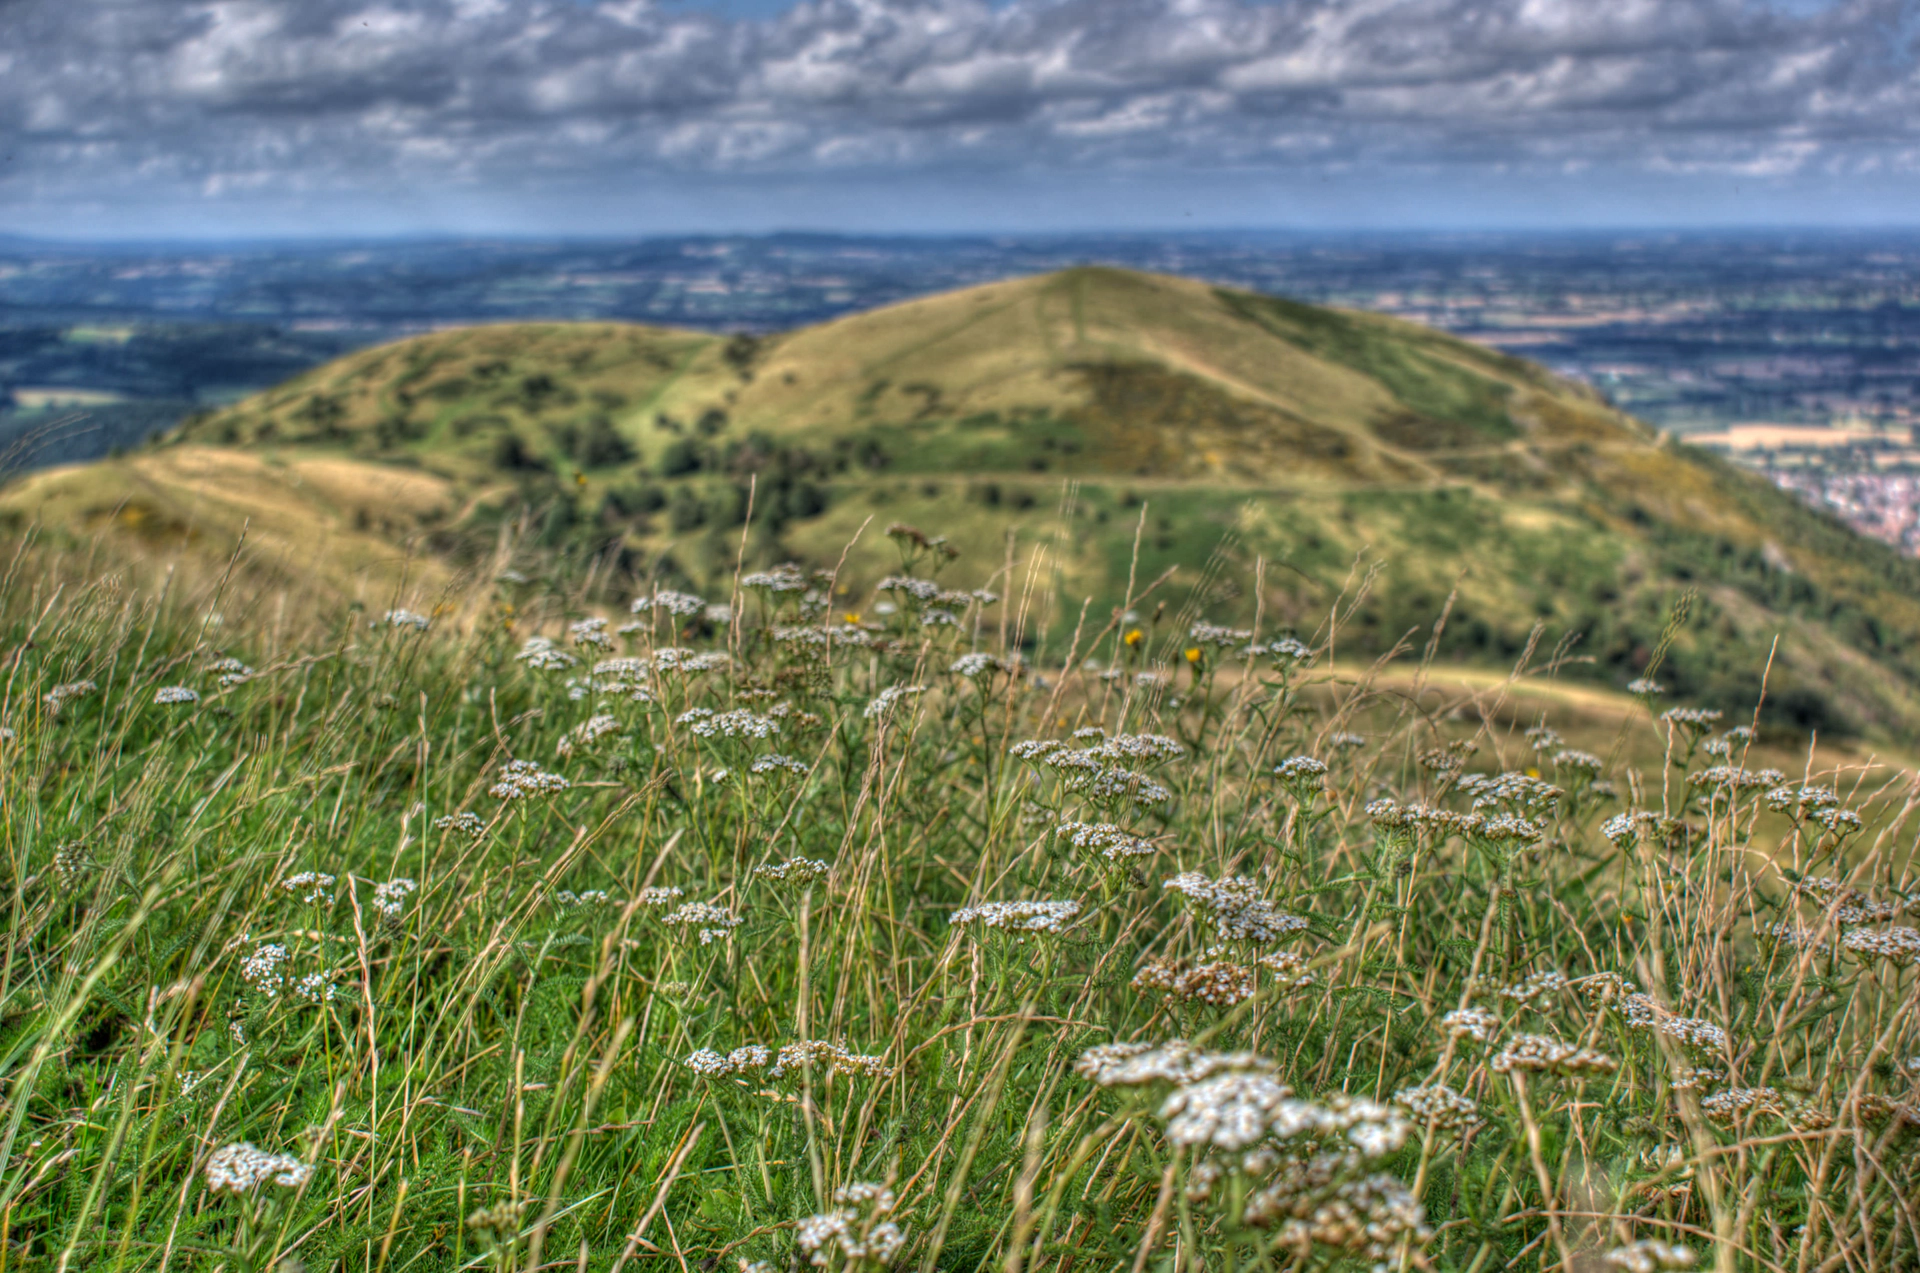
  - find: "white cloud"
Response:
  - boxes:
[1,0,1916,222]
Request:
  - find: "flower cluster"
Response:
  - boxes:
[1056,821,1156,862]
[1163,873,1307,944]
[1490,1034,1617,1076]
[678,707,781,739]
[556,713,620,757]
[204,1143,313,1194]
[662,901,742,944]
[949,899,1080,937]
[795,1182,905,1270]
[490,759,571,799]
[1133,957,1257,1007]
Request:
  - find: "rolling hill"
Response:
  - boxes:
[7,265,1920,740]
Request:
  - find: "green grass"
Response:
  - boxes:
[2,527,1919,1272]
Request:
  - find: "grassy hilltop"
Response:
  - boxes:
[9,266,1920,740]
[5,272,1920,1271]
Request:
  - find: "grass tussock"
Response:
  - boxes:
[2,519,1918,1273]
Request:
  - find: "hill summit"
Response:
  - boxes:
[10,267,1920,739]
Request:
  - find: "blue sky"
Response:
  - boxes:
[1,0,1914,239]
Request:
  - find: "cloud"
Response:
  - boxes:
[0,0,1916,230]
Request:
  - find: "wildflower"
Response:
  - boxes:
[1604,1241,1696,1273]
[1055,821,1155,862]
[1842,926,1920,964]
[377,609,431,631]
[637,886,684,907]
[1620,996,1727,1049]
[498,569,530,584]
[1761,921,1816,948]
[749,753,812,777]
[372,878,417,925]
[638,590,707,617]
[1524,725,1563,750]
[676,707,780,739]
[684,1045,773,1076]
[1572,972,1638,1004]
[434,811,486,839]
[554,889,613,911]
[1164,874,1308,944]
[766,1040,892,1080]
[753,857,829,884]
[154,686,199,705]
[240,943,289,998]
[1190,622,1253,648]
[1692,765,1786,791]
[1133,958,1257,1007]
[1456,771,1561,814]
[1160,1072,1301,1150]
[1258,949,1316,987]
[515,636,578,671]
[1394,1084,1482,1132]
[1660,707,1722,734]
[1243,1170,1431,1269]
[1074,1040,1273,1088]
[1813,807,1864,836]
[44,680,97,712]
[864,685,926,721]
[950,651,1002,678]
[293,971,337,1003]
[1627,678,1664,696]
[662,901,741,945]
[1327,731,1367,748]
[568,617,612,649]
[1767,785,1839,815]
[1490,1034,1617,1076]
[204,1143,313,1193]
[280,872,336,905]
[490,759,570,799]
[1551,749,1604,778]
[1700,1087,1784,1122]
[742,563,808,593]
[795,1182,904,1269]
[1248,636,1314,664]
[950,899,1080,937]
[651,647,731,674]
[1274,756,1329,793]
[1086,733,1184,764]
[1495,970,1567,1005]
[1440,1007,1499,1042]
[1600,811,1660,848]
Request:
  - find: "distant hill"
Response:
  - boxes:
[10,266,1920,740]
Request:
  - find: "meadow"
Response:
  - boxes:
[2,511,1918,1273]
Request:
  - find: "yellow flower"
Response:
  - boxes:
[1525,767,1541,779]
[1184,647,1203,665]
[1123,629,1143,648]
[845,612,861,624]
[574,471,588,487]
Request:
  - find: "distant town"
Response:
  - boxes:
[5,229,1920,552]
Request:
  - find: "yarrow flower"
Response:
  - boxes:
[557,713,620,757]
[1440,1007,1500,1043]
[950,899,1080,937]
[638,590,707,617]
[1394,1084,1482,1132]
[1056,821,1156,862]
[204,1144,313,1194]
[154,686,199,705]
[433,811,486,839]
[1274,756,1328,792]
[753,856,829,884]
[1490,1034,1617,1077]
[1073,1040,1274,1088]
[677,707,781,739]
[1842,926,1920,964]
[491,759,570,799]
[795,1182,905,1269]
[1604,1241,1696,1273]
[372,878,417,925]
[44,680,97,712]
[662,901,742,945]
[239,942,289,998]
[750,753,812,777]
[280,872,336,905]
[742,563,808,593]
[515,636,578,671]
[864,685,927,721]
[1164,873,1308,944]
[568,617,612,649]
[1133,957,1257,1007]
[377,609,430,631]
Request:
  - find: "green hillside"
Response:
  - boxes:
[11,266,1920,739]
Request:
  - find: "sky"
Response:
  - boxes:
[2,0,1917,239]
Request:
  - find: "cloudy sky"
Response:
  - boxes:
[1,0,1916,238]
